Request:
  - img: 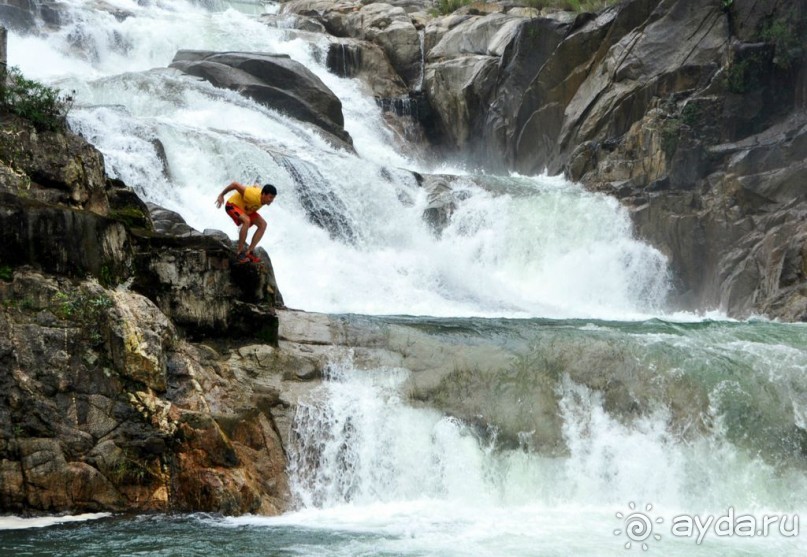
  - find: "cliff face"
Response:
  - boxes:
[561,0,807,318]
[0,115,289,515]
[467,0,807,318]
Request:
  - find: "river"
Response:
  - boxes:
[1,1,806,555]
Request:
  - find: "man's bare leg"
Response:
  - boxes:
[247,214,267,253]
[236,214,251,253]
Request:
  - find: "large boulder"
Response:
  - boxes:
[170,50,352,148]
[423,12,566,162]
[350,3,422,86]
[511,1,657,173]
[423,55,499,149]
[551,0,727,173]
[0,191,132,281]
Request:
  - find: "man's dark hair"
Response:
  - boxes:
[262,184,277,196]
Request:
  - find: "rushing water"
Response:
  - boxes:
[3,1,807,555]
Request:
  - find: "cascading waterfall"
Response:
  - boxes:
[4,1,807,555]
[289,324,807,512]
[9,0,670,319]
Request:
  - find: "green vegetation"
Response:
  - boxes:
[52,289,113,346]
[0,265,12,282]
[434,0,619,15]
[519,0,621,12]
[99,264,114,287]
[680,102,702,127]
[0,66,73,131]
[109,206,150,229]
[53,290,113,321]
[761,16,805,71]
[110,456,150,484]
[723,9,806,94]
[726,53,765,94]
[435,0,471,14]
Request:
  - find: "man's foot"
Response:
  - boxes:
[234,251,263,265]
[234,251,251,264]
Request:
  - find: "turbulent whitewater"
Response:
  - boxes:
[10,0,670,319]
[3,1,807,556]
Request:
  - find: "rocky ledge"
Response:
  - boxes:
[0,114,287,515]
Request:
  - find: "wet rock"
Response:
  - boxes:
[170,50,353,149]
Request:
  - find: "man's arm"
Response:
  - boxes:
[215,181,246,208]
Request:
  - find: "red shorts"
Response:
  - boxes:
[225,203,257,227]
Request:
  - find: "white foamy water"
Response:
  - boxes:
[7,0,673,319]
[243,346,807,556]
[0,513,111,530]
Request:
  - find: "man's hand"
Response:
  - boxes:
[216,181,244,208]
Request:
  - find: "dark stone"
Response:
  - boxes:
[170,50,352,148]
[0,192,132,282]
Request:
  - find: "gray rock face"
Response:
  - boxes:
[0,0,38,31]
[170,50,353,148]
[622,114,807,319]
[554,1,807,319]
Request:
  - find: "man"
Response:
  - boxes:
[215,181,277,263]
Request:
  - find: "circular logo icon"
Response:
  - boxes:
[614,502,663,550]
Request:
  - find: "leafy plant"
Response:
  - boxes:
[726,54,765,94]
[435,0,473,14]
[0,265,12,282]
[109,455,151,484]
[52,289,114,346]
[520,0,619,12]
[761,17,805,70]
[681,102,702,127]
[432,0,619,15]
[0,66,74,131]
[53,290,113,322]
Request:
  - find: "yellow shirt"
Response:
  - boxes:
[227,186,262,214]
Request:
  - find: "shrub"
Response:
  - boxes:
[433,0,620,15]
[435,0,473,14]
[521,0,620,12]
[0,66,73,131]
[761,17,805,71]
